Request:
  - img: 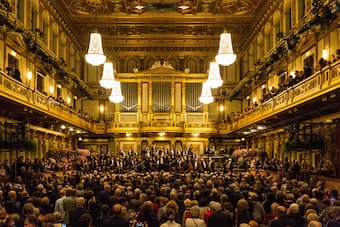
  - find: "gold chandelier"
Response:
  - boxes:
[199,81,214,104]
[215,30,236,66]
[100,62,115,89]
[207,61,223,88]
[109,80,124,103]
[85,33,106,66]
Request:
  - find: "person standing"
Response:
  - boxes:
[160,209,180,227]
[207,202,233,227]
[69,197,90,227]
[185,206,206,227]
[63,188,76,227]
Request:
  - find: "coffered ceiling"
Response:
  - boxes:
[49,0,276,54]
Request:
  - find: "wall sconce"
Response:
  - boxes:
[246,96,250,99]
[10,50,16,57]
[269,86,273,91]
[219,105,225,112]
[126,132,132,137]
[252,97,257,103]
[66,97,71,104]
[159,132,165,136]
[261,84,266,89]
[49,86,54,95]
[27,71,32,80]
[61,125,66,129]
[27,71,32,86]
[322,48,329,60]
[192,133,199,137]
[99,105,104,113]
[290,71,296,78]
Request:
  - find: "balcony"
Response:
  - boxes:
[106,112,218,135]
[0,71,94,132]
[220,60,340,134]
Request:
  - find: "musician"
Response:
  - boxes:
[169,148,175,159]
[208,158,214,172]
[115,157,124,173]
[225,158,233,173]
[120,149,126,159]
[193,158,200,171]
[201,158,207,172]
[128,149,134,157]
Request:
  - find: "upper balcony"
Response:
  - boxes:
[0,70,218,136]
[0,71,95,132]
[219,60,340,134]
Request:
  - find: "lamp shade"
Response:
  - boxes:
[215,32,236,66]
[109,80,124,103]
[100,62,115,89]
[199,81,214,104]
[207,62,223,88]
[85,33,106,66]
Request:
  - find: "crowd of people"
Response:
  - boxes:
[0,144,338,227]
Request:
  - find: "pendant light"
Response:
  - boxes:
[215,31,236,66]
[100,62,115,89]
[109,80,124,103]
[207,61,223,88]
[85,33,106,66]
[199,81,214,104]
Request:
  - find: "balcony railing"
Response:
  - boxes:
[220,60,340,133]
[106,112,217,134]
[0,71,94,132]
[0,71,218,135]
[5,60,338,136]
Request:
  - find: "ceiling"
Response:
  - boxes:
[50,0,276,54]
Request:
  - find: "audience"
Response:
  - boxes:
[0,143,338,227]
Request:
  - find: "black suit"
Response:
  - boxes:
[269,215,296,227]
[101,215,129,227]
[207,211,233,227]
[69,207,90,227]
[4,200,20,214]
[288,214,306,227]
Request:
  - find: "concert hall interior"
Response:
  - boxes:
[0,0,340,226]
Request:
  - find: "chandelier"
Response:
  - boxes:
[207,61,223,88]
[215,31,236,66]
[85,33,106,66]
[109,80,124,103]
[100,62,115,89]
[199,81,214,104]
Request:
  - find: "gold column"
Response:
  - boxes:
[137,81,142,123]
[148,81,152,125]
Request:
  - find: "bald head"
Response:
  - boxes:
[113,204,122,216]
[307,221,322,227]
